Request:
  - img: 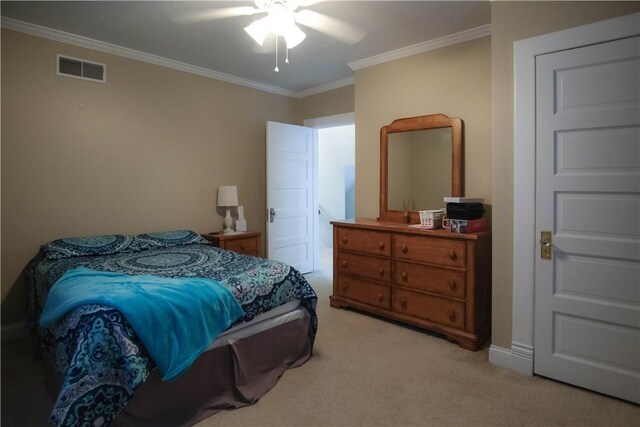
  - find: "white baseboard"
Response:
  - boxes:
[1,321,29,342]
[488,343,534,376]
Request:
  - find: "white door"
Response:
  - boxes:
[534,36,640,403]
[266,121,315,273]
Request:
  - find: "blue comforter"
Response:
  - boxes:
[39,267,245,381]
[27,243,317,427]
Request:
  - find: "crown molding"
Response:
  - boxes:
[2,17,489,98]
[1,17,298,98]
[348,24,491,71]
[292,76,354,99]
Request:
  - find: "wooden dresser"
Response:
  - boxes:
[330,219,491,350]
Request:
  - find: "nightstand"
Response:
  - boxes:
[201,231,262,257]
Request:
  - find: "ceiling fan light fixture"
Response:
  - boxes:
[283,24,306,48]
[244,18,270,46]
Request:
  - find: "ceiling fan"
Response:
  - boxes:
[175,0,366,72]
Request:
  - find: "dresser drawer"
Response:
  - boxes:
[337,252,391,283]
[337,276,391,309]
[394,261,466,299]
[393,288,465,329]
[336,227,391,257]
[394,235,466,268]
[224,237,259,254]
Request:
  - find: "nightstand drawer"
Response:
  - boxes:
[225,237,258,254]
[202,231,262,257]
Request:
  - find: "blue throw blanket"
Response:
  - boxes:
[40,267,244,381]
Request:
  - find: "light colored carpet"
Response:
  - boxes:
[2,252,638,426]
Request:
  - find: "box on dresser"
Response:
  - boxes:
[331,218,491,351]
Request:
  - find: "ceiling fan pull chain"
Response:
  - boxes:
[274,35,280,72]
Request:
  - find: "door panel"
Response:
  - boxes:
[266,121,314,273]
[534,36,640,403]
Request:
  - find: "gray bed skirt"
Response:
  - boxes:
[45,307,314,427]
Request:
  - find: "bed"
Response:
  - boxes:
[26,230,318,427]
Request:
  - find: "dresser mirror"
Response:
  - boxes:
[379,114,463,223]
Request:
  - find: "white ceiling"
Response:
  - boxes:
[1,1,491,96]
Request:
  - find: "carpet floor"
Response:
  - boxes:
[2,255,638,426]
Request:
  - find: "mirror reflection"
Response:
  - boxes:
[387,128,452,211]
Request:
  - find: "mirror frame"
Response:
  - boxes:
[379,113,463,223]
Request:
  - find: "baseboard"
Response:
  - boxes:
[488,344,512,367]
[1,321,28,342]
[488,342,534,376]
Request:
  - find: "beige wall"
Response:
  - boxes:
[296,85,354,122]
[354,36,492,222]
[1,29,344,324]
[490,1,640,349]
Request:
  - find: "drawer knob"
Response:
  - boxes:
[342,283,348,292]
[341,236,348,244]
[341,260,348,268]
[399,298,407,308]
[449,280,457,291]
[378,241,385,250]
[377,292,384,302]
[401,271,408,281]
[240,244,245,250]
[401,244,408,254]
[447,309,456,320]
[378,267,385,276]
[449,249,458,261]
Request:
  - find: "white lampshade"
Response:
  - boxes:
[283,24,306,49]
[244,19,270,46]
[217,186,238,207]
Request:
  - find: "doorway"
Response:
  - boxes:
[317,124,355,273]
[304,112,356,275]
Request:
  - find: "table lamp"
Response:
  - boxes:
[217,185,238,234]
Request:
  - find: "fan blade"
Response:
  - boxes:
[297,0,325,7]
[173,7,261,24]
[295,9,366,45]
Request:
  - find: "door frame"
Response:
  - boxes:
[503,12,640,375]
[303,112,355,272]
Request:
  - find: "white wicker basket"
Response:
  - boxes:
[418,209,445,229]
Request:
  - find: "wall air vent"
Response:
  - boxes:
[57,54,106,83]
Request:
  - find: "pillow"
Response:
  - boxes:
[134,230,208,249]
[43,234,136,260]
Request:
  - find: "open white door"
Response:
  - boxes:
[534,36,640,403]
[266,121,315,274]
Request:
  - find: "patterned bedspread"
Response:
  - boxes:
[26,243,317,426]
